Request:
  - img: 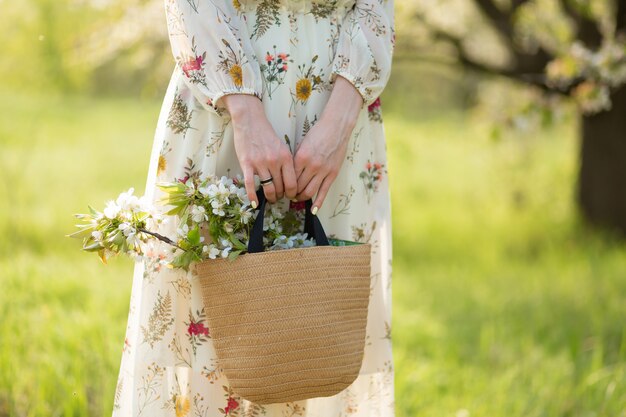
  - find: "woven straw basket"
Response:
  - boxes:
[192,189,372,404]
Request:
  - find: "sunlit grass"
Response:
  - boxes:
[1,87,625,416]
[386,112,626,416]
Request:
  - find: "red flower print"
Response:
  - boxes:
[224,396,240,414]
[359,158,385,203]
[198,323,209,336]
[289,200,306,211]
[182,56,203,77]
[188,321,209,337]
[368,97,381,112]
[262,47,291,98]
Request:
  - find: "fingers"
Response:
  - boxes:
[312,174,335,213]
[281,154,298,200]
[268,164,284,200]
[294,153,306,180]
[242,163,258,208]
[296,173,323,203]
[293,146,323,197]
[295,166,315,196]
[234,117,299,204]
[256,166,278,203]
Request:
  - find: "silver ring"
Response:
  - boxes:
[260,176,273,186]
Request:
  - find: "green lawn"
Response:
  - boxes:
[1,86,625,416]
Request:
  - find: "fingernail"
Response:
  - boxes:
[251,200,258,209]
[291,198,298,202]
[311,206,318,215]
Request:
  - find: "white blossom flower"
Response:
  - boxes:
[198,184,211,197]
[118,222,135,236]
[270,234,293,249]
[207,244,221,259]
[103,200,121,219]
[269,232,315,250]
[240,208,253,225]
[191,205,208,223]
[116,187,141,212]
[235,186,249,204]
[75,173,326,269]
[215,182,231,203]
[220,175,234,187]
[125,232,142,248]
[210,199,226,216]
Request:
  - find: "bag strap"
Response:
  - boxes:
[247,187,330,253]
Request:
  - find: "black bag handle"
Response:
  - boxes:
[247,187,330,253]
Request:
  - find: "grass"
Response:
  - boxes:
[1,80,625,416]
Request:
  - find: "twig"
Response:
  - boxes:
[138,228,186,251]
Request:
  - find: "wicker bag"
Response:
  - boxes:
[192,188,372,404]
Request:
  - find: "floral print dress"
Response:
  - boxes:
[112,0,395,415]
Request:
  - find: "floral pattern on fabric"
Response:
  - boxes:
[113,0,395,415]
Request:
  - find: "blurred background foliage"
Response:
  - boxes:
[1,0,626,416]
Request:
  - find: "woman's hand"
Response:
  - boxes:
[221,94,298,206]
[293,75,364,213]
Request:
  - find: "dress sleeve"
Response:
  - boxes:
[164,0,264,115]
[329,0,396,109]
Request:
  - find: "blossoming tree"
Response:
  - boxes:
[402,0,626,233]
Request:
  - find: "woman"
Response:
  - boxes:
[112,0,395,415]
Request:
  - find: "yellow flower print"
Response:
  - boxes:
[157,154,167,176]
[175,394,190,417]
[289,55,326,116]
[229,65,243,87]
[232,0,242,12]
[295,78,312,101]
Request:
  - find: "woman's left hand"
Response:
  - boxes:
[293,75,364,213]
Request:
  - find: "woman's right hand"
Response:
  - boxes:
[221,94,297,206]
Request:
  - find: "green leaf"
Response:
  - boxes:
[66,225,96,239]
[83,241,105,252]
[171,250,198,272]
[97,249,108,264]
[156,182,186,193]
[165,205,184,216]
[228,234,246,250]
[180,211,189,226]
[109,230,125,247]
[187,225,201,246]
[227,250,242,261]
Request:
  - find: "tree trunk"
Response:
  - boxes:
[578,86,626,234]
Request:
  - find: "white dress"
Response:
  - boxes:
[112,0,395,415]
